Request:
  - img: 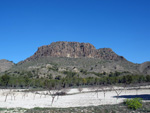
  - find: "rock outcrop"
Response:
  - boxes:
[25,41,125,62]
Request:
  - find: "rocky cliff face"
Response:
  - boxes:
[25,41,125,62]
[0,59,14,73]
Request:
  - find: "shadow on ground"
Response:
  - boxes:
[113,94,150,100]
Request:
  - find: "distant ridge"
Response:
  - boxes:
[0,59,14,73]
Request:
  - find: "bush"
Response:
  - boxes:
[124,98,142,110]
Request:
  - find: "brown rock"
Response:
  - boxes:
[25,41,125,62]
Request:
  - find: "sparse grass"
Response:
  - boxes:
[0,108,27,113]
[0,108,6,111]
[0,102,150,113]
[21,102,150,113]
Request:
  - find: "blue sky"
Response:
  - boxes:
[0,0,150,63]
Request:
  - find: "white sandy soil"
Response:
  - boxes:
[0,86,150,108]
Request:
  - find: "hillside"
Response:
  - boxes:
[0,59,14,73]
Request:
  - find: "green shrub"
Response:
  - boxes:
[124,98,142,110]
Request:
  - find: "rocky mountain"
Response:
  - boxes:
[0,59,14,73]
[25,41,125,62]
[1,41,149,78]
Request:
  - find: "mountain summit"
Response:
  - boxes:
[25,41,125,62]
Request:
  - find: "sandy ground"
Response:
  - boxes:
[0,86,150,108]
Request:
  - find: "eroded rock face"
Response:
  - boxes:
[0,59,14,73]
[25,41,125,62]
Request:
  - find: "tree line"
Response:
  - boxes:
[0,72,150,89]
